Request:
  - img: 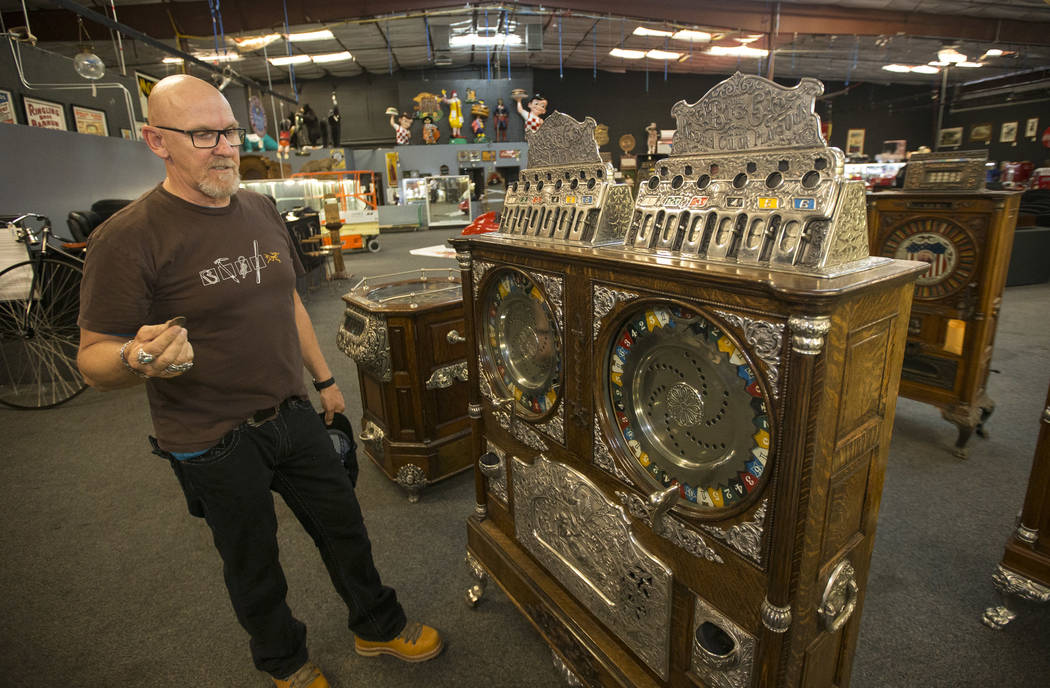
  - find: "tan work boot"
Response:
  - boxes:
[354,621,444,662]
[271,661,330,688]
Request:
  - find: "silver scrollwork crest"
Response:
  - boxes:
[593,285,639,339]
[616,491,724,565]
[700,500,767,566]
[593,417,634,485]
[472,259,497,295]
[337,305,392,382]
[525,111,603,168]
[714,311,784,397]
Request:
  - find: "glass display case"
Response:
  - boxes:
[399,175,473,228]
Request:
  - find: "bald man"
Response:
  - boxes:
[76,75,441,688]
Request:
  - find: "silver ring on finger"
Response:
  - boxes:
[165,361,194,374]
[136,349,156,365]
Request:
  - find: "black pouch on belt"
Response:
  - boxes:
[149,436,206,518]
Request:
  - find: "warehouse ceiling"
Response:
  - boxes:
[2,1,1050,98]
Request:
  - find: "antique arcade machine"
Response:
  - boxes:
[451,74,926,688]
[867,151,1021,458]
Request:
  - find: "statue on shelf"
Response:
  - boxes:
[388,108,413,145]
[470,100,489,143]
[493,98,509,142]
[277,118,292,159]
[515,92,548,135]
[328,92,341,147]
[299,104,321,147]
[442,89,464,139]
[646,122,659,155]
[422,116,440,145]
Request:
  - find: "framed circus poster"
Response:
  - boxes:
[72,105,109,136]
[23,96,66,130]
[0,89,15,124]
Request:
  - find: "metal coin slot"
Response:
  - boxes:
[635,212,656,248]
[814,157,828,170]
[673,211,690,251]
[579,170,587,179]
[733,173,748,189]
[697,174,711,190]
[555,179,563,190]
[342,310,366,336]
[537,181,545,191]
[686,214,704,246]
[779,220,801,253]
[587,178,597,190]
[765,171,783,189]
[652,211,667,245]
[627,210,644,244]
[648,176,661,190]
[694,622,740,670]
[660,166,669,177]
[745,217,765,250]
[778,159,789,172]
[715,216,735,246]
[572,207,589,240]
[802,170,820,188]
[656,212,679,248]
[671,175,685,189]
[698,212,718,256]
[546,172,553,181]
[543,208,558,237]
[596,168,604,178]
[580,209,600,243]
[564,170,572,180]
[524,181,531,191]
[510,182,518,192]
[709,163,720,175]
[684,165,693,176]
[760,215,782,262]
[746,161,757,173]
[570,178,580,190]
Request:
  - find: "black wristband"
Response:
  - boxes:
[313,376,336,391]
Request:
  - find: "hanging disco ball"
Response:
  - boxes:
[74,49,106,80]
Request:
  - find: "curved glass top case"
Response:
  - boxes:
[603,303,771,514]
[481,269,562,420]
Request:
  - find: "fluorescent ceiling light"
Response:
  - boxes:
[268,54,312,66]
[957,61,984,68]
[162,57,184,64]
[633,27,673,37]
[232,33,281,51]
[882,64,913,73]
[195,52,242,63]
[707,45,768,58]
[671,30,712,43]
[286,29,334,43]
[910,65,940,74]
[310,51,353,63]
[646,49,682,60]
[449,32,522,48]
[937,47,966,64]
[609,48,647,59]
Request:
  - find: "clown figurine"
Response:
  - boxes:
[516,93,548,135]
[422,116,440,144]
[278,118,292,159]
[442,89,464,139]
[390,111,413,145]
[493,98,509,142]
[471,115,486,143]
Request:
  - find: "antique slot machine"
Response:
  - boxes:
[982,379,1050,629]
[867,151,1021,458]
[337,269,470,501]
[451,74,925,688]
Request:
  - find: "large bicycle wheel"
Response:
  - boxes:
[0,257,87,409]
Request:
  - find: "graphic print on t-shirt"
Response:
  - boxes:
[198,240,282,286]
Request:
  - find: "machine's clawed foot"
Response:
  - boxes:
[466,552,488,607]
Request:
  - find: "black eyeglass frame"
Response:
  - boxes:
[152,125,247,149]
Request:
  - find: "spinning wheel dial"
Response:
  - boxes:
[879,217,977,300]
[481,270,561,420]
[604,304,771,514]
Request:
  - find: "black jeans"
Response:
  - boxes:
[153,397,406,678]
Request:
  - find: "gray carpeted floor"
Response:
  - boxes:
[0,227,1047,688]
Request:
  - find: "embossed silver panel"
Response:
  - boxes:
[513,454,673,680]
[337,304,391,382]
[690,595,756,688]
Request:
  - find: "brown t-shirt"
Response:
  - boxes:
[79,184,307,452]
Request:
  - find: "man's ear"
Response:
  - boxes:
[141,126,171,160]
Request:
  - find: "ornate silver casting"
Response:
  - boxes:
[529,270,565,327]
[761,598,792,633]
[481,440,509,505]
[593,417,634,485]
[526,111,603,168]
[337,305,391,381]
[714,311,784,396]
[510,419,550,453]
[551,651,585,688]
[818,559,859,633]
[468,402,482,419]
[394,464,427,503]
[671,72,825,155]
[465,551,488,607]
[359,420,384,461]
[535,411,565,445]
[616,490,725,565]
[592,285,639,339]
[1016,524,1039,545]
[472,259,497,295]
[700,501,767,566]
[455,249,472,272]
[824,182,871,267]
[983,565,1050,629]
[513,454,673,680]
[424,361,470,390]
[690,595,756,688]
[789,315,832,355]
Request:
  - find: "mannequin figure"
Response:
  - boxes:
[390,112,413,145]
[646,122,659,155]
[442,90,464,138]
[516,93,548,135]
[493,98,509,142]
[422,116,440,145]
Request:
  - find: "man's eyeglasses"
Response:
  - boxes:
[153,126,246,149]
